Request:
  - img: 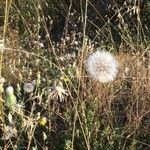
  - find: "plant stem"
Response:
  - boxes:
[0,0,12,122]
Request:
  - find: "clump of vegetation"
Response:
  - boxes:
[0,0,150,149]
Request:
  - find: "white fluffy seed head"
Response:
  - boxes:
[6,86,14,95]
[24,83,34,93]
[85,50,118,83]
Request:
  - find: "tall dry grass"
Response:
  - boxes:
[0,0,149,149]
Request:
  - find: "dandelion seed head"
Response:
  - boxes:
[48,81,68,102]
[24,83,34,93]
[86,50,118,83]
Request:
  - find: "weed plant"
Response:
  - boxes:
[0,0,150,149]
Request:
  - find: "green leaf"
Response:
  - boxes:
[6,94,17,110]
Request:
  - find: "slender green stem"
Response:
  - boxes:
[0,0,12,122]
